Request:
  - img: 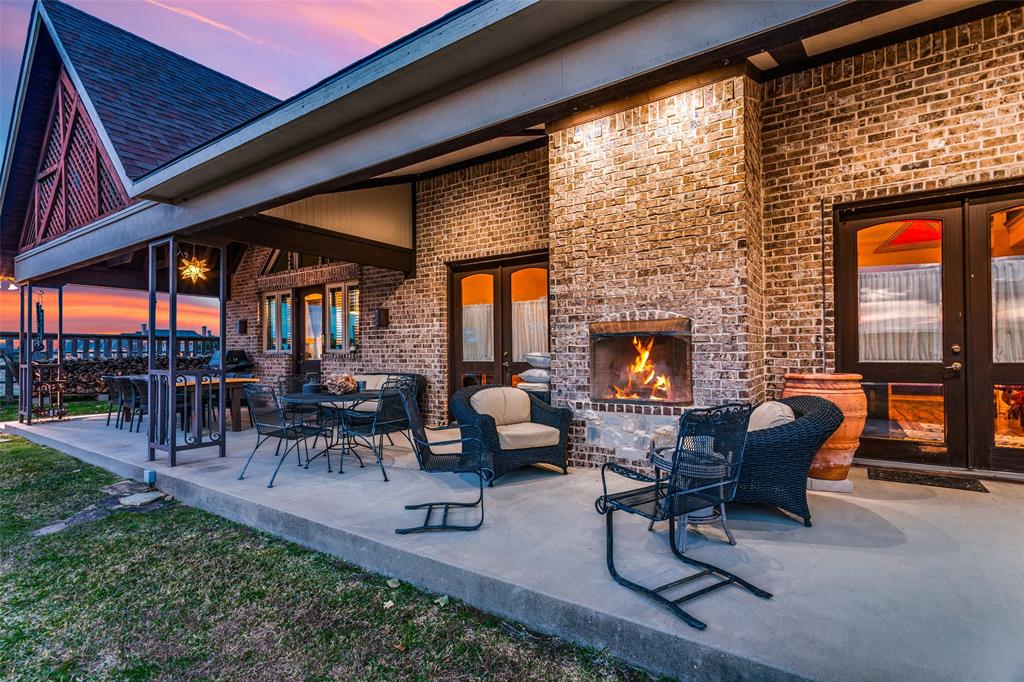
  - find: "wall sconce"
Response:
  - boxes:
[237,319,248,335]
[375,308,390,329]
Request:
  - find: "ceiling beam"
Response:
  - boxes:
[209,215,415,273]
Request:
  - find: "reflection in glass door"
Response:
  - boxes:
[969,195,1024,473]
[450,256,549,393]
[837,205,967,467]
[294,285,324,378]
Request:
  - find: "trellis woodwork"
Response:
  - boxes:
[19,70,128,250]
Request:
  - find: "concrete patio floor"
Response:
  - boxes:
[4,415,1023,682]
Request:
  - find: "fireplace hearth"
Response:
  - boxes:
[589,318,692,405]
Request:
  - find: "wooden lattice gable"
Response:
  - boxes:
[18,69,129,250]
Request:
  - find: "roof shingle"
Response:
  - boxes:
[41,0,280,180]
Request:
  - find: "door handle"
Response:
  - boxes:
[943,361,963,373]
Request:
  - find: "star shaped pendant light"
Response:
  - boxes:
[179,254,209,284]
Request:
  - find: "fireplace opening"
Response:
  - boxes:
[590,318,692,405]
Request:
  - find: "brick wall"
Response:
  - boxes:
[547,74,764,467]
[226,146,549,424]
[761,7,1024,397]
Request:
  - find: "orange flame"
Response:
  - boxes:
[611,336,672,401]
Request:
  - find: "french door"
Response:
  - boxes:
[837,191,1024,473]
[294,285,324,378]
[449,254,549,392]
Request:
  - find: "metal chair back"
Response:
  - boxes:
[372,376,416,431]
[128,378,149,409]
[663,403,751,503]
[244,384,285,435]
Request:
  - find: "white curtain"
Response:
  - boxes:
[512,298,548,361]
[462,303,493,362]
[858,265,941,362]
[993,256,1024,362]
[462,299,548,362]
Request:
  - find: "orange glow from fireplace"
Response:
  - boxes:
[611,336,672,401]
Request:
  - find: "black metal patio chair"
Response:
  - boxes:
[338,376,416,482]
[238,384,330,487]
[395,386,493,534]
[595,403,772,630]
[102,375,128,428]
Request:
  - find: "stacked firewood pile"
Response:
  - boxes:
[56,356,212,395]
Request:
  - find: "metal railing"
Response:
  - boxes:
[0,332,219,401]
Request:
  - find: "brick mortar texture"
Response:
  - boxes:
[761,7,1024,397]
[547,75,764,467]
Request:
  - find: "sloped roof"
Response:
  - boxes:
[40,0,279,180]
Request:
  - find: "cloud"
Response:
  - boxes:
[144,0,268,47]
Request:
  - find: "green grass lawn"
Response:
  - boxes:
[0,399,111,423]
[0,436,651,681]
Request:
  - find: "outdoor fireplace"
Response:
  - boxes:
[589,318,692,405]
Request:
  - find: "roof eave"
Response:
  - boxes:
[0,7,44,226]
[128,0,640,201]
[36,0,137,193]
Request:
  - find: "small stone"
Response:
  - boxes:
[65,506,110,525]
[102,480,152,496]
[32,522,68,537]
[119,491,165,507]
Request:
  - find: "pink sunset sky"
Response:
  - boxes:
[0,0,463,334]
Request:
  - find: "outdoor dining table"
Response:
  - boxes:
[125,375,259,432]
[279,390,389,470]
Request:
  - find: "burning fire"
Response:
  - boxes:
[611,336,672,401]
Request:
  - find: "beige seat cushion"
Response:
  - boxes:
[352,374,389,412]
[469,387,532,426]
[748,401,795,432]
[425,427,463,455]
[496,422,560,450]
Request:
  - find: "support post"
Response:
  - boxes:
[24,282,33,425]
[168,236,178,467]
[18,283,25,422]
[57,286,63,414]
[147,241,157,461]
[218,243,227,457]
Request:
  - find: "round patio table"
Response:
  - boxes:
[279,390,395,472]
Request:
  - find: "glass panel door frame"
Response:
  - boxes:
[451,266,501,390]
[448,251,549,396]
[836,202,968,467]
[967,192,1024,473]
[293,284,325,378]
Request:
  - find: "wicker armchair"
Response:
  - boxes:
[449,385,571,485]
[734,395,844,527]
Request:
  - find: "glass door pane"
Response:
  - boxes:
[461,273,494,363]
[857,219,942,363]
[509,267,548,362]
[988,203,1024,457]
[302,291,323,361]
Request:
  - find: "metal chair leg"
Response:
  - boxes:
[396,472,484,534]
[604,509,708,630]
[370,437,389,482]
[268,440,299,488]
[719,504,736,546]
[678,513,689,552]
[238,434,269,480]
[668,514,772,601]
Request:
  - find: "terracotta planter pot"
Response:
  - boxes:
[781,373,867,481]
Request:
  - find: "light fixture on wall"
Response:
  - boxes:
[179,245,209,285]
[2,277,17,291]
